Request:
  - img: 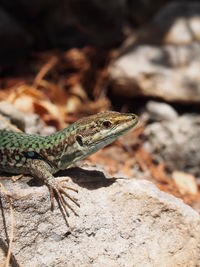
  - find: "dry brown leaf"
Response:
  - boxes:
[78,97,110,115]
[69,84,88,100]
[34,80,70,106]
[64,48,90,72]
[34,56,58,87]
[33,100,60,118]
[7,85,47,103]
[65,96,82,114]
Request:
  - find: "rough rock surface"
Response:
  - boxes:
[0,167,200,267]
[143,114,200,178]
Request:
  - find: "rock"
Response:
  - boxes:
[153,1,200,44]
[135,1,200,45]
[143,114,200,177]
[0,101,53,135]
[109,43,200,103]
[109,1,200,103]
[172,171,198,195]
[146,101,178,121]
[0,170,200,266]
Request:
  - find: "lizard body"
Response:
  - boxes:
[0,111,138,225]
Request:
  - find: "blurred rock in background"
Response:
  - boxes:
[144,105,200,178]
[109,1,200,104]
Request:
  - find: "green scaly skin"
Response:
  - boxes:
[0,111,138,226]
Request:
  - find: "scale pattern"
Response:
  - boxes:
[0,130,66,170]
[0,111,138,172]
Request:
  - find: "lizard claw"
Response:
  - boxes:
[47,179,79,227]
[60,178,78,193]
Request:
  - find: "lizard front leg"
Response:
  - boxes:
[28,159,79,227]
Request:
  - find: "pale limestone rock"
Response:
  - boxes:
[0,171,200,267]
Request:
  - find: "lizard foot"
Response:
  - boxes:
[47,179,79,227]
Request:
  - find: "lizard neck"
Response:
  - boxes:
[47,124,105,170]
[57,125,87,169]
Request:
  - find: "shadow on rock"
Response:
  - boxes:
[55,167,124,190]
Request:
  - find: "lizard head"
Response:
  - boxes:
[60,111,138,168]
[74,111,138,149]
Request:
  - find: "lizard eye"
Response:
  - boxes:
[76,135,83,146]
[102,120,112,128]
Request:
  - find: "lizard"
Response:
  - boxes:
[0,111,138,226]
